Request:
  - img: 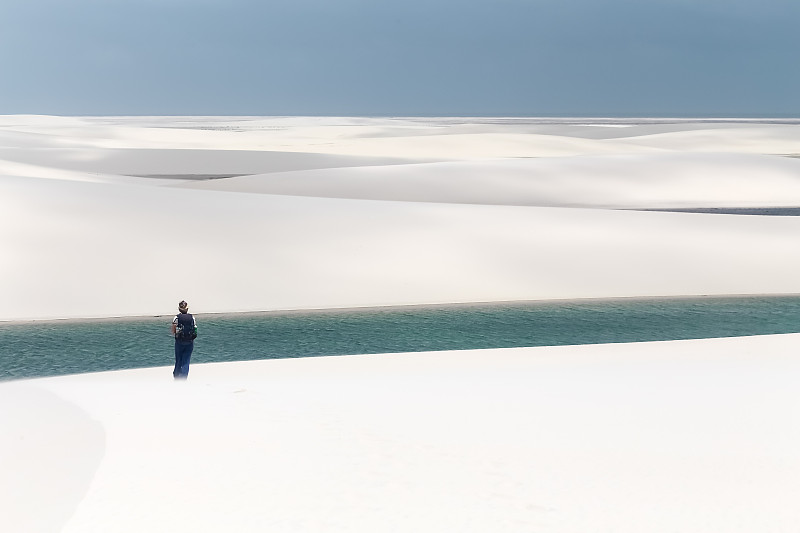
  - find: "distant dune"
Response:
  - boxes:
[1,116,799,321]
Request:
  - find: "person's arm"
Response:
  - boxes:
[171,316,178,336]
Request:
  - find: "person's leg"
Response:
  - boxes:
[178,342,193,378]
[173,341,181,378]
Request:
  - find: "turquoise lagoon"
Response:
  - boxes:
[1,295,799,381]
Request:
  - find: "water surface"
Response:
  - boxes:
[1,295,798,381]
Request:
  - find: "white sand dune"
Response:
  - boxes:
[617,125,800,154]
[179,152,800,208]
[3,117,800,532]
[5,115,798,158]
[3,334,800,532]
[0,158,113,183]
[1,117,800,320]
[0,147,418,177]
[2,174,800,321]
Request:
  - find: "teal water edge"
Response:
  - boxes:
[1,296,799,381]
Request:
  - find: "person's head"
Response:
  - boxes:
[178,300,189,313]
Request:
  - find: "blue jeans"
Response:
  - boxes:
[174,341,194,379]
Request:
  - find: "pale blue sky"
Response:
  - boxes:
[1,0,798,116]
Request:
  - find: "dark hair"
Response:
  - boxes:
[178,300,189,312]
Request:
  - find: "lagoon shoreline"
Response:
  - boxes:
[2,291,800,325]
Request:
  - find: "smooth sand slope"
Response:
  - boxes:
[3,334,800,532]
[180,152,800,208]
[1,116,800,320]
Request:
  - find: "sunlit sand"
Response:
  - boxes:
[2,116,800,531]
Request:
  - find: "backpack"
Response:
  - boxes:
[175,313,197,341]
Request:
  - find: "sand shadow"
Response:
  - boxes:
[0,383,105,533]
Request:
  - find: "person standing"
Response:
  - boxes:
[172,300,197,379]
